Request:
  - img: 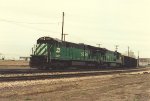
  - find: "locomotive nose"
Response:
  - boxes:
[29,55,47,68]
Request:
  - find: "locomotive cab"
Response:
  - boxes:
[30,37,54,69]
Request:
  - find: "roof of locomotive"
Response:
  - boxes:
[37,36,119,53]
[37,36,62,43]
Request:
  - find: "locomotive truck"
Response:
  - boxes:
[30,36,137,69]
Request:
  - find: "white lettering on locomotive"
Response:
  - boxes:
[81,52,88,57]
[56,48,61,53]
[56,48,61,57]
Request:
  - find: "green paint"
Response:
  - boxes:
[32,42,120,64]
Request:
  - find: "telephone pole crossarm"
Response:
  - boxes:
[97,44,101,48]
[63,34,68,41]
[115,45,119,51]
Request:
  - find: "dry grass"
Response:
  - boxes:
[0,60,29,67]
[1,71,150,101]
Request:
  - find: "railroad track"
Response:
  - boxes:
[0,67,150,82]
[0,67,149,74]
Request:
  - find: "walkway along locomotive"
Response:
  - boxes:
[30,37,137,69]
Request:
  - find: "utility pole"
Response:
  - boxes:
[0,53,1,60]
[61,12,65,41]
[97,44,101,48]
[32,48,34,55]
[63,34,68,41]
[138,51,139,67]
[115,45,119,52]
[128,46,130,56]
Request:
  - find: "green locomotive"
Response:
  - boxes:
[30,36,137,69]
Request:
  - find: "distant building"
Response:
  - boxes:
[139,58,150,66]
[0,53,5,60]
[20,57,30,61]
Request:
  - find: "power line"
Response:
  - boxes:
[14,23,60,34]
[0,18,60,25]
[0,18,60,34]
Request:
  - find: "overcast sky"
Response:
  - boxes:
[0,0,150,59]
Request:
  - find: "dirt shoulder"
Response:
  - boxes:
[1,71,150,101]
[0,60,29,68]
